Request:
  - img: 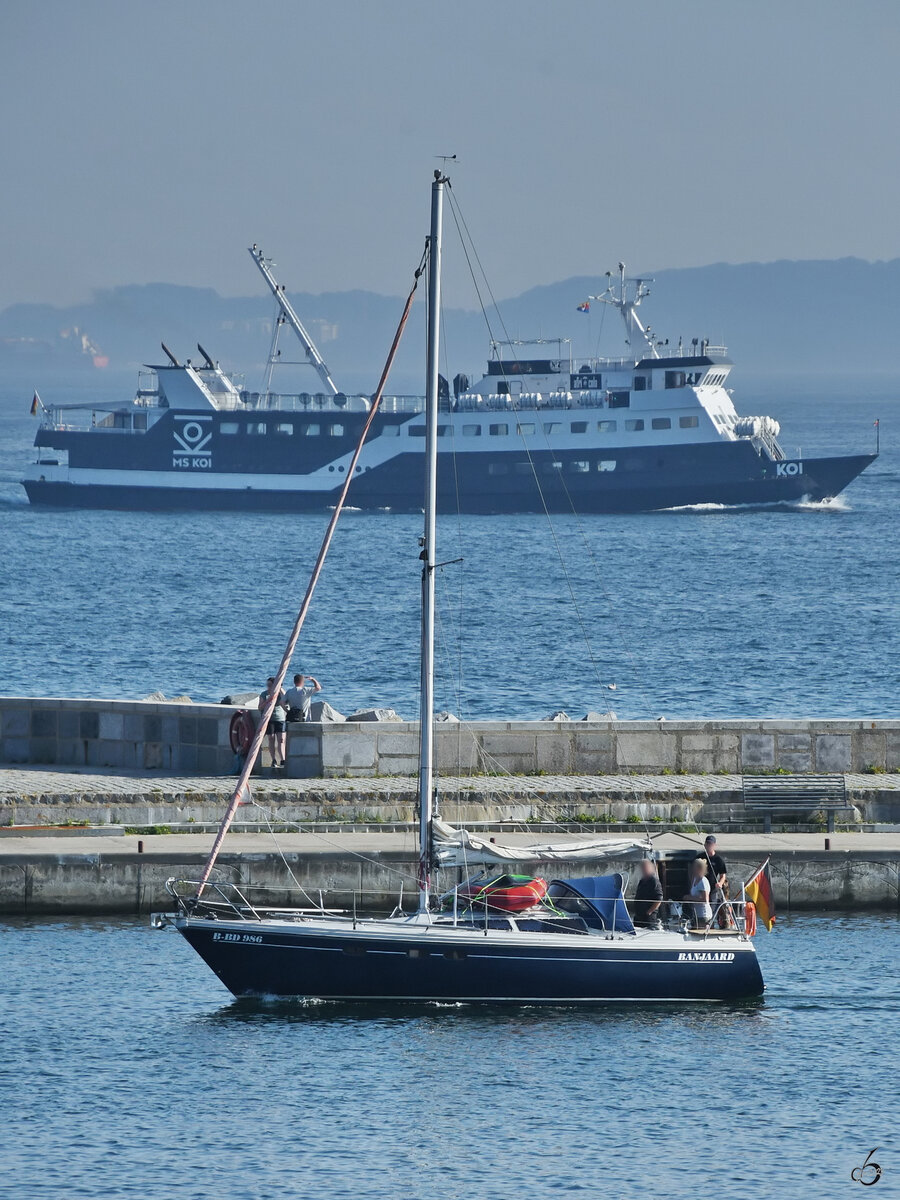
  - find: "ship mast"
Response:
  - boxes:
[417,171,445,914]
[249,245,339,395]
[591,263,659,358]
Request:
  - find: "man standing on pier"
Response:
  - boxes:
[285,673,322,722]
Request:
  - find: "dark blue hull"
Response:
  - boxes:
[24,445,875,514]
[177,919,764,1004]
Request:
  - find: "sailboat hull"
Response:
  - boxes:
[176,917,764,1004]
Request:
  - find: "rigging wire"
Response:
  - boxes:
[444,185,654,841]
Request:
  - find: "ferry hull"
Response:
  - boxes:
[23,448,875,514]
[176,919,764,1004]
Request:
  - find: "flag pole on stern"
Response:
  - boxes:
[743,857,776,931]
[194,243,430,897]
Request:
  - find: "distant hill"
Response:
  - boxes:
[2,257,899,395]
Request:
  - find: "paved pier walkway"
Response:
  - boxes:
[3,763,899,801]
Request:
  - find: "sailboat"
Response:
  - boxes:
[163,174,764,1004]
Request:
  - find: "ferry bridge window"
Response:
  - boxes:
[570,421,588,434]
[133,413,148,431]
[625,419,645,431]
[541,461,563,474]
[489,423,509,436]
[608,391,630,408]
[328,423,345,437]
[598,420,617,432]
[633,376,649,391]
[598,460,617,472]
[382,424,400,436]
[543,421,561,434]
[437,425,452,437]
[409,425,427,437]
[651,417,672,430]
[569,460,590,473]
[462,424,481,436]
[679,415,699,428]
[665,371,686,389]
[248,422,267,435]
[275,423,294,436]
[517,423,535,435]
[220,422,239,434]
[514,462,533,476]
[488,462,509,475]
[300,423,321,437]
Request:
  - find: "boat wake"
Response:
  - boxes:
[661,495,852,515]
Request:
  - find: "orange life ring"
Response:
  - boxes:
[229,709,255,755]
[744,901,757,937]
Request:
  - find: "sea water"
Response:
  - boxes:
[0,384,896,720]
[1,382,898,1198]
[0,912,897,1199]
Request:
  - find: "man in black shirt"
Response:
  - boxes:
[633,859,664,927]
[702,834,730,928]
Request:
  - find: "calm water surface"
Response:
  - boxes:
[0,912,897,1199]
[0,385,897,719]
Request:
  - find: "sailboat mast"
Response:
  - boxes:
[417,171,445,913]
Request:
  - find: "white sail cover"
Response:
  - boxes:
[432,819,651,867]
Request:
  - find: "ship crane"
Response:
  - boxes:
[249,245,339,395]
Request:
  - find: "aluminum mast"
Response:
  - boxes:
[249,245,339,395]
[417,171,444,914]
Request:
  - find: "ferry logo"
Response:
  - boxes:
[776,461,803,477]
[173,416,213,470]
[677,951,735,962]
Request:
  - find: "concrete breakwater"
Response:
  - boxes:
[2,697,900,778]
[0,830,898,915]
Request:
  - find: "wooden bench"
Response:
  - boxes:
[742,774,848,832]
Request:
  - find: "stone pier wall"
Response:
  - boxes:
[1,698,899,779]
[313,718,900,778]
[0,697,238,774]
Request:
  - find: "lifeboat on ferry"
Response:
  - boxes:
[456,873,549,913]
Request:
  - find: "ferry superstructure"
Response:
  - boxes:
[23,256,875,512]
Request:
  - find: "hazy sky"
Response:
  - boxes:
[2,0,899,311]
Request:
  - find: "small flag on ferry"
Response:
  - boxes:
[576,301,590,313]
[744,858,776,931]
[30,391,41,415]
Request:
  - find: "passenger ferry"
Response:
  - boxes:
[23,254,875,512]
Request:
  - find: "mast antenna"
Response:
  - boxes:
[249,245,339,395]
[589,262,658,358]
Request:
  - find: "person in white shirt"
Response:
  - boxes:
[684,859,712,928]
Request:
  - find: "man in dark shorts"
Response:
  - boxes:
[258,676,288,767]
[632,859,664,928]
[702,834,731,928]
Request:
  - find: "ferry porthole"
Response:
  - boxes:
[338,466,345,472]
[328,466,335,472]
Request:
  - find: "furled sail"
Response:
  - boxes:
[432,818,651,867]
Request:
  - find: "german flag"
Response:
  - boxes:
[744,858,776,931]
[30,391,41,415]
